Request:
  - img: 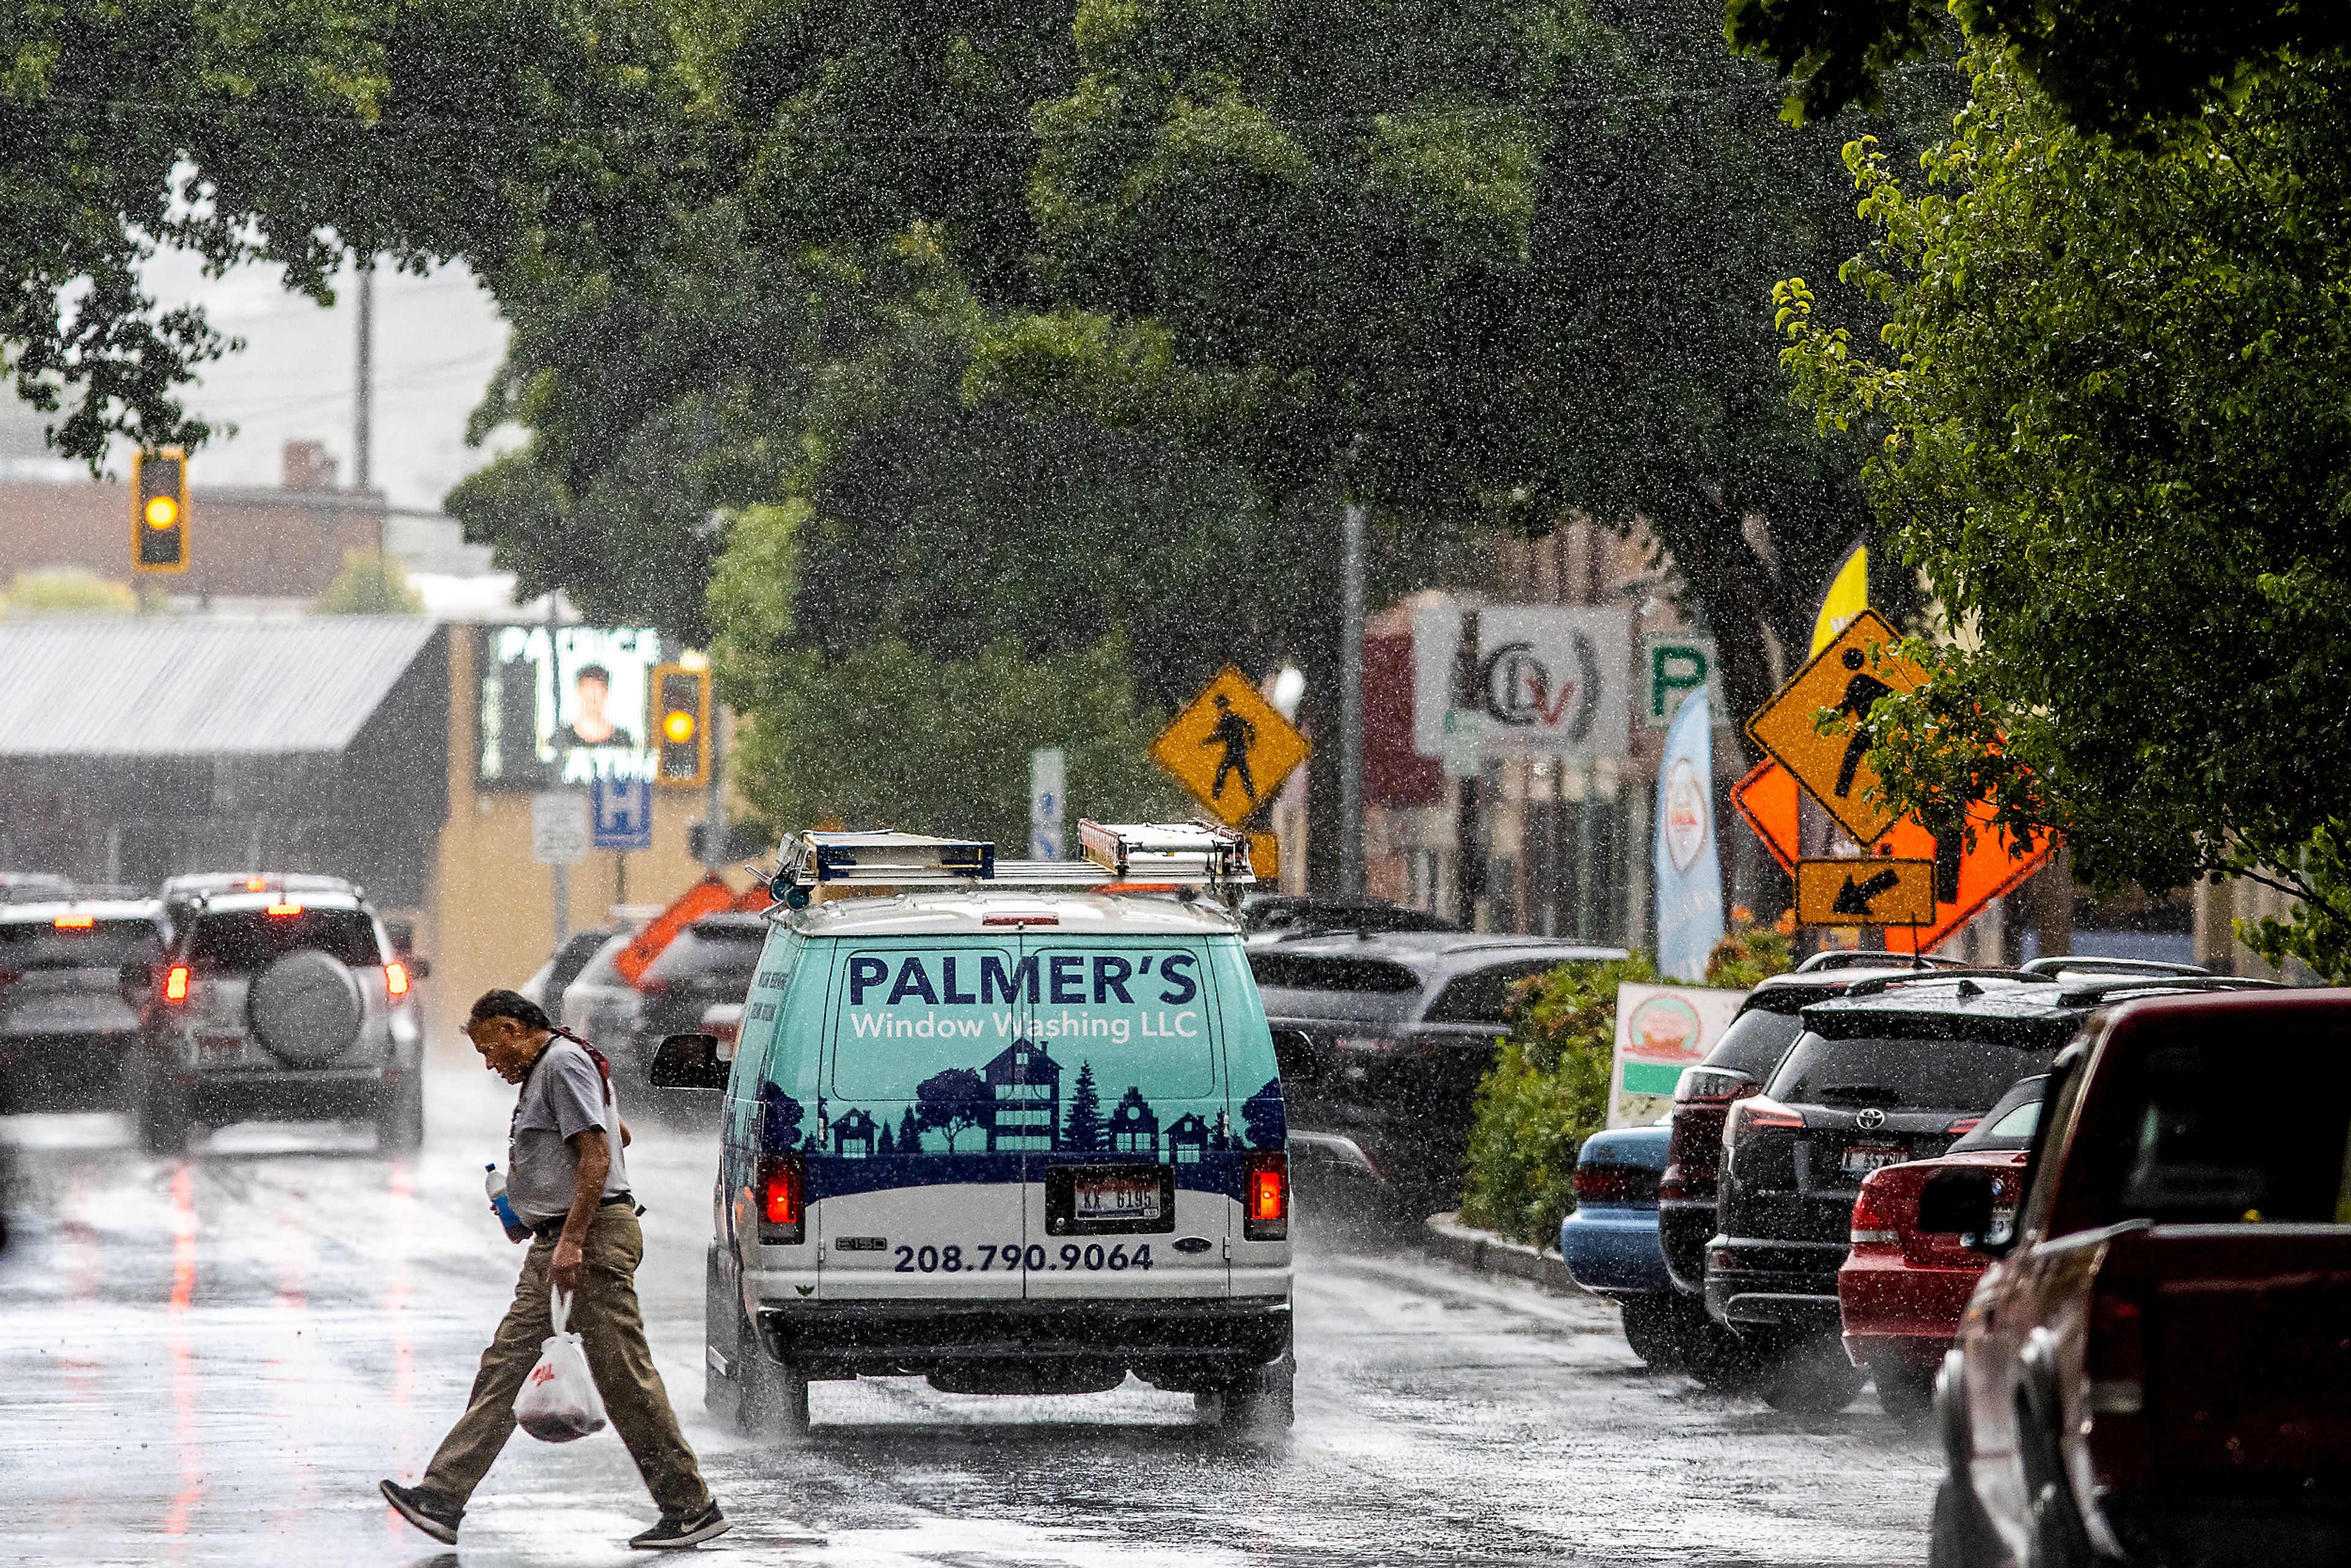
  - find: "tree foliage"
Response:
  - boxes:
[1725,0,2351,135]
[1777,50,2351,974]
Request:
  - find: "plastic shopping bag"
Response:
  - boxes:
[512,1286,609,1443]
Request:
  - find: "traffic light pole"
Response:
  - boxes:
[1338,497,1366,899]
[703,702,727,871]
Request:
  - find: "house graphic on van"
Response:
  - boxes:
[984,1038,1062,1152]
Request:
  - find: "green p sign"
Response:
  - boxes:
[1643,634,1718,727]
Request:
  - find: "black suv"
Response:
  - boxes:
[1704,965,2251,1411]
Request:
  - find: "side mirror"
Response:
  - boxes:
[649,1032,730,1090]
[1270,1027,1320,1084]
[405,956,432,980]
[1917,1166,1997,1245]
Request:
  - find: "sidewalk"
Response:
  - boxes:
[1421,1210,1583,1297]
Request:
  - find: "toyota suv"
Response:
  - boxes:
[134,881,426,1154]
[657,826,1295,1435]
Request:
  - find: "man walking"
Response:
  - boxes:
[381,991,729,1550]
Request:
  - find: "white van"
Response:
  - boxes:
[656,827,1295,1433]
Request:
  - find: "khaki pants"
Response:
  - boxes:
[422,1203,710,1518]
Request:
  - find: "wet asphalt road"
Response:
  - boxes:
[0,1049,1937,1566]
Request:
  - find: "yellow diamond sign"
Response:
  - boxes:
[1745,609,1927,847]
[1150,667,1312,827]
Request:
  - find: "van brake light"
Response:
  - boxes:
[981,914,1059,927]
[1243,1151,1288,1240]
[758,1152,806,1245]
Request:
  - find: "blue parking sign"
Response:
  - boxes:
[591,775,654,851]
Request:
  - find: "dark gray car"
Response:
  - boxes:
[0,899,165,1112]
[1252,932,1623,1209]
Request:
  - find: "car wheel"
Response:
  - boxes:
[1619,1296,1700,1372]
[1928,1477,2004,1568]
[133,1055,191,1156]
[1756,1334,1868,1414]
[377,1071,424,1155]
[1875,1360,1938,1431]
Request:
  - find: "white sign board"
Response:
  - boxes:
[1608,981,1749,1128]
[1029,746,1066,861]
[1411,604,1633,762]
[531,791,590,866]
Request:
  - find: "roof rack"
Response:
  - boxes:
[1835,967,2034,1000]
[1794,950,1967,973]
[771,822,1256,898]
[2017,955,2208,978]
[2053,974,2282,1007]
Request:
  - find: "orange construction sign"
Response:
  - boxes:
[1730,758,2057,952]
[613,874,740,985]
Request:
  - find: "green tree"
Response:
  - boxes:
[313,549,425,615]
[1725,0,2351,134]
[1,0,708,466]
[1777,50,2351,974]
[0,568,136,617]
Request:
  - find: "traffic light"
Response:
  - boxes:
[651,662,710,786]
[132,448,190,573]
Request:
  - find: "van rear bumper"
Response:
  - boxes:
[754,1297,1292,1386]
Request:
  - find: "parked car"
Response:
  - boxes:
[0,900,165,1112]
[558,928,645,1063]
[520,925,624,1022]
[133,883,424,1153]
[0,873,77,906]
[1927,986,2338,1568]
[1837,1073,2047,1426]
[1561,1123,1689,1362]
[1252,932,1623,1210]
[1239,895,1458,947]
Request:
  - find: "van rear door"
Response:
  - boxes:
[1019,936,1230,1302]
[812,939,1028,1301]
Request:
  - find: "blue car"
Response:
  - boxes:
[1562,1123,1717,1370]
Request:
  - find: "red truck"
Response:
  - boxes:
[1926,989,2351,1568]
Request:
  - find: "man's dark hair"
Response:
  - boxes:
[576,664,612,688]
[469,989,553,1032]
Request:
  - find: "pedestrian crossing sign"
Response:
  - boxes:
[1744,609,1925,847]
[1150,667,1313,827]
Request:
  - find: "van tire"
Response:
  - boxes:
[1200,1354,1294,1432]
[732,1311,811,1438]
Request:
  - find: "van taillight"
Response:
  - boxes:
[163,965,192,1003]
[1244,1152,1288,1240]
[758,1152,805,1245]
[2084,1286,2148,1487]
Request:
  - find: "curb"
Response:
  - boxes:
[1422,1211,1584,1297]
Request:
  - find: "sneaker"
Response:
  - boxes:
[380,1479,463,1545]
[629,1501,732,1550]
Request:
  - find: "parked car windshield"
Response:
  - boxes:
[1248,951,1424,1026]
[186,909,380,972]
[1423,960,1562,1025]
[1768,1032,2058,1113]
[1948,1074,2048,1152]
[0,917,162,969]
[1703,1007,1807,1080]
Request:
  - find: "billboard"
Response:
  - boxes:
[1410,604,1633,762]
[1608,981,1749,1128]
[476,625,667,789]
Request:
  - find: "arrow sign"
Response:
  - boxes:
[1796,857,1936,927]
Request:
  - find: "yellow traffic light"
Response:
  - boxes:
[132,448,190,573]
[651,662,711,786]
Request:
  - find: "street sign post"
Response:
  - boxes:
[1796,858,1936,926]
[1150,667,1313,827]
[1731,757,2058,951]
[1744,609,1925,847]
[590,775,654,852]
[531,791,590,866]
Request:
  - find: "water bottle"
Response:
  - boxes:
[484,1164,532,1244]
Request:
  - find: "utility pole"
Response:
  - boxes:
[547,590,568,945]
[354,261,374,494]
[1338,497,1367,898]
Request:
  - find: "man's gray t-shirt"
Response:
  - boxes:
[508,1037,631,1223]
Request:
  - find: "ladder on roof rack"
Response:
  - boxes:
[768,820,1256,899]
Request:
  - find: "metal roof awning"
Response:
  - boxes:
[0,616,440,757]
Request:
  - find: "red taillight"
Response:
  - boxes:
[1945,1115,1982,1135]
[757,1152,805,1244]
[244,878,268,892]
[163,965,191,1003]
[981,913,1060,926]
[1725,1094,1803,1147]
[385,961,410,999]
[266,902,302,917]
[1849,1174,1902,1247]
[1244,1151,1288,1240]
[1574,1163,1647,1205]
[53,913,95,930]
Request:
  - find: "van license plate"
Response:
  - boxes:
[1841,1143,1906,1177]
[1076,1172,1163,1223]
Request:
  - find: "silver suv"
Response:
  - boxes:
[134,881,425,1154]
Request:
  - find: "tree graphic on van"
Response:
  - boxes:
[759,1083,805,1150]
[914,1068,991,1151]
[1241,1078,1286,1150]
[1063,1061,1104,1151]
